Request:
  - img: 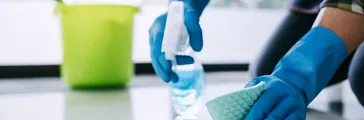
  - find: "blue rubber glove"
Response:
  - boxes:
[245,26,348,120]
[149,0,209,83]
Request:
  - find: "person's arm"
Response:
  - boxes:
[244,1,364,119]
[314,7,364,53]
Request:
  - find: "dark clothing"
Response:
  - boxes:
[292,0,364,14]
[321,0,364,15]
[292,0,322,12]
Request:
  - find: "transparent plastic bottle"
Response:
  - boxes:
[161,1,205,119]
[171,47,205,118]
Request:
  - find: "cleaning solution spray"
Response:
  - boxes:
[162,1,205,119]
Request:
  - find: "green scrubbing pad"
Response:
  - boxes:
[205,82,266,120]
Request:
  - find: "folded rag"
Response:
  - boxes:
[205,82,266,120]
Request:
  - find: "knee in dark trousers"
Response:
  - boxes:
[349,43,364,107]
[249,11,318,77]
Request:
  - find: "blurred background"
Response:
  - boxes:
[0,0,290,66]
[0,0,363,120]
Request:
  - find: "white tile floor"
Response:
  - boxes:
[0,72,362,120]
[0,83,246,120]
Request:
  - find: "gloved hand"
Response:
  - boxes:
[244,26,348,120]
[245,76,307,119]
[149,0,209,83]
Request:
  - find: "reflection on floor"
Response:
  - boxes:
[0,72,363,120]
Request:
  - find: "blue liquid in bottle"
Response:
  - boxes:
[171,60,205,117]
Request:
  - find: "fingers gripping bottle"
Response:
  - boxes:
[162,1,205,119]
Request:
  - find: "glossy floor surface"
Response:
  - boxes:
[0,72,363,120]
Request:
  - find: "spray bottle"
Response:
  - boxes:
[162,1,205,119]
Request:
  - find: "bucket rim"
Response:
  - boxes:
[57,4,139,8]
[54,4,140,15]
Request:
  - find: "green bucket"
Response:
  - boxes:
[57,4,139,89]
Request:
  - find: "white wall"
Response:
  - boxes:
[0,1,286,66]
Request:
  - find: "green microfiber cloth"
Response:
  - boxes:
[205,82,266,120]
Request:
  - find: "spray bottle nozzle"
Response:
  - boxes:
[161,1,186,61]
